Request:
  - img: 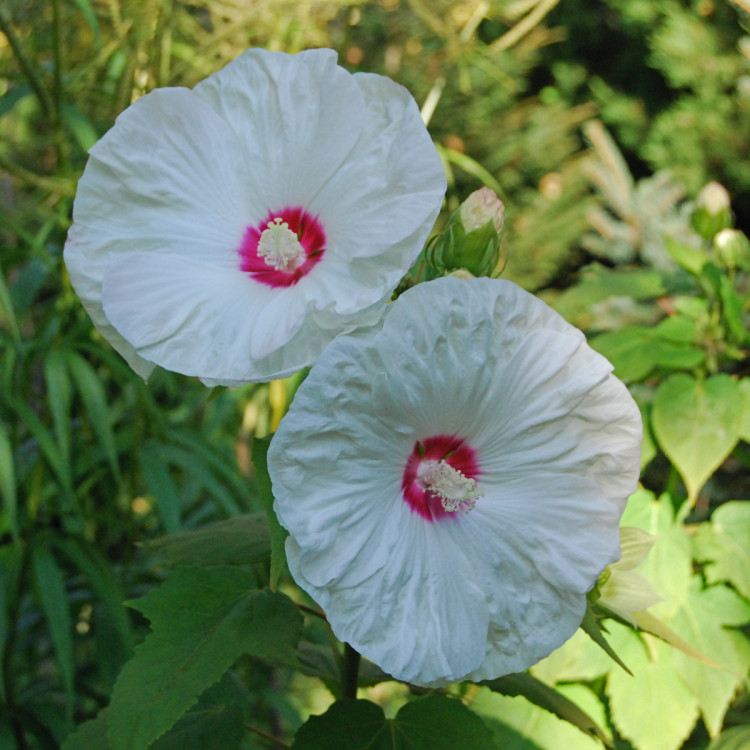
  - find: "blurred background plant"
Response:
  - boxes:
[1,0,749,748]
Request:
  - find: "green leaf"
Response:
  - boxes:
[606,635,699,750]
[482,672,612,747]
[44,350,72,468]
[69,0,102,46]
[652,374,742,504]
[108,567,302,750]
[139,442,182,534]
[252,437,287,590]
[693,501,750,599]
[719,275,748,343]
[469,682,607,750]
[292,696,495,750]
[580,603,631,674]
[30,543,75,702]
[65,351,120,481]
[151,675,245,750]
[740,380,750,442]
[62,677,246,750]
[146,513,271,568]
[292,641,392,689]
[708,726,750,750]
[53,536,134,652]
[620,489,693,618]
[61,709,110,750]
[592,326,703,382]
[668,581,750,738]
[0,423,18,540]
[665,237,707,275]
[0,264,20,345]
[61,103,99,152]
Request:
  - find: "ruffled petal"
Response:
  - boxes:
[101,252,309,380]
[193,49,366,211]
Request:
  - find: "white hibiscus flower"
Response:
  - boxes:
[268,276,642,687]
[65,48,446,383]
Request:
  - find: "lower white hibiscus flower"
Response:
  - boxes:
[268,276,642,687]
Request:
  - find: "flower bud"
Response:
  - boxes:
[596,527,661,626]
[426,188,505,277]
[714,228,750,271]
[691,181,732,239]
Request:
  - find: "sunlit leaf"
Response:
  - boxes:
[652,374,742,504]
[708,726,750,750]
[109,567,302,750]
[693,501,750,600]
[668,581,750,738]
[607,634,699,750]
[292,696,495,750]
[482,672,612,746]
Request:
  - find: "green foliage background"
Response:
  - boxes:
[0,0,749,748]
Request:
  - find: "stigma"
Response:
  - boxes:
[257,217,306,272]
[416,459,482,513]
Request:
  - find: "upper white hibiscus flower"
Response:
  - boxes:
[64,48,446,383]
[268,276,642,687]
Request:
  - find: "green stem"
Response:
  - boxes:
[341,643,361,700]
[244,724,290,749]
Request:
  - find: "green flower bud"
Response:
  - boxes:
[714,228,750,271]
[426,188,505,277]
[691,181,732,239]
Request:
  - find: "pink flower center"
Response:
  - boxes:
[238,206,326,288]
[401,435,482,522]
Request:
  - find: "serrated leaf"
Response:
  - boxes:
[252,437,287,590]
[65,351,120,481]
[61,708,110,750]
[668,581,750,738]
[30,543,75,702]
[151,675,245,750]
[607,635,699,750]
[652,374,742,504]
[693,501,750,599]
[482,672,612,747]
[62,677,245,750]
[147,513,271,568]
[109,567,302,750]
[292,695,495,750]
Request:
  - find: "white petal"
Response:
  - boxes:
[193,49,365,211]
[101,252,311,380]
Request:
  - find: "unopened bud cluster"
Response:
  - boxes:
[426,187,505,277]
